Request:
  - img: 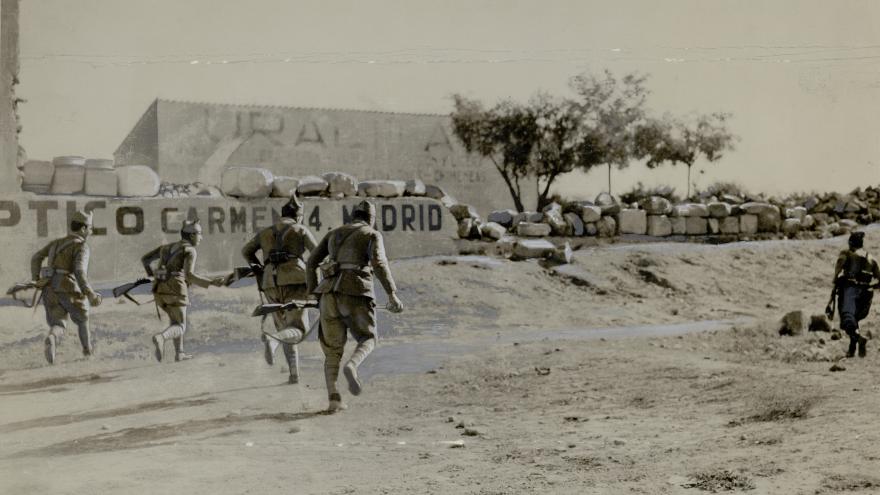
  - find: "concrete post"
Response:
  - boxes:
[1,0,21,192]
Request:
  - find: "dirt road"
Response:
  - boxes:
[1,229,878,494]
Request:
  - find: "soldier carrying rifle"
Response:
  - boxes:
[30,210,102,364]
[242,193,317,384]
[141,219,226,363]
[832,231,880,358]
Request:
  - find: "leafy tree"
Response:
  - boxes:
[529,93,583,210]
[636,113,737,199]
[570,71,650,194]
[450,95,537,212]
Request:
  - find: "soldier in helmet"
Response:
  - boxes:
[833,231,880,357]
[242,193,317,384]
[31,210,102,364]
[306,200,404,413]
[141,219,226,362]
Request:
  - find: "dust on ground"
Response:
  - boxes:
[0,228,878,494]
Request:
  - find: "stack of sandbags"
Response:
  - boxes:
[220,166,274,198]
[50,156,86,195]
[358,180,406,198]
[297,176,329,196]
[21,160,54,194]
[271,176,300,198]
[323,172,358,197]
[84,158,117,196]
[117,165,161,197]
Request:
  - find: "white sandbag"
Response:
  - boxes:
[296,176,329,196]
[271,176,300,198]
[52,155,86,167]
[50,165,85,194]
[220,167,274,198]
[358,180,407,198]
[323,172,358,196]
[85,158,115,170]
[84,168,118,196]
[117,165,161,197]
[22,160,54,186]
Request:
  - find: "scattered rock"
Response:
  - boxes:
[450,203,480,221]
[516,222,552,237]
[488,209,516,228]
[480,222,506,241]
[564,212,585,236]
[512,239,555,259]
[809,314,832,332]
[830,364,846,372]
[779,310,806,336]
[641,196,672,215]
[618,209,647,235]
[357,180,406,198]
[323,172,358,196]
[404,179,426,196]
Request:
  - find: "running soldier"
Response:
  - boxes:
[306,200,404,413]
[242,193,317,384]
[30,210,102,364]
[833,231,880,357]
[141,219,225,362]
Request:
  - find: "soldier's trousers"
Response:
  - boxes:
[318,292,377,397]
[263,285,309,378]
[838,285,873,354]
[43,288,91,352]
[155,294,188,355]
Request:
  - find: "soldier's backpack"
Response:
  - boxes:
[155,243,185,282]
[267,224,295,266]
[40,237,84,280]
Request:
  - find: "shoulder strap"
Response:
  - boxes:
[273,224,294,253]
[329,225,368,262]
[48,237,84,268]
[160,243,185,268]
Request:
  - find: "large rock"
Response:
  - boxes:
[600,203,621,216]
[424,184,448,200]
[450,204,480,221]
[809,314,832,332]
[271,176,300,198]
[672,203,709,218]
[564,212,585,236]
[220,167,274,198]
[84,168,118,196]
[707,218,721,235]
[707,202,732,218]
[405,179,426,196]
[785,206,807,221]
[641,196,672,215]
[739,214,758,234]
[779,310,806,336]
[617,209,647,234]
[782,218,801,237]
[584,222,598,236]
[297,176,329,196]
[719,217,739,234]
[117,165,161,197]
[480,222,506,240]
[578,205,602,223]
[647,215,672,237]
[512,239,555,260]
[513,211,544,225]
[595,192,619,207]
[50,165,86,195]
[551,242,573,264]
[22,160,54,187]
[720,194,744,205]
[801,215,816,230]
[542,203,567,236]
[488,209,516,228]
[597,216,617,237]
[358,180,407,198]
[685,217,708,235]
[516,222,552,237]
[804,196,820,212]
[740,202,781,232]
[670,217,687,235]
[457,218,481,239]
[323,172,358,196]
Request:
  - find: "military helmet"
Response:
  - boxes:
[181,219,203,235]
[70,210,93,228]
[352,200,376,222]
[281,191,304,220]
[849,230,865,249]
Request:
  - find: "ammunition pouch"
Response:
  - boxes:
[154,268,181,282]
[268,250,293,265]
[319,261,339,278]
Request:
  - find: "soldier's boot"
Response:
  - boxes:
[78,325,93,358]
[858,336,868,358]
[261,333,277,366]
[282,342,300,385]
[343,338,374,396]
[173,337,193,361]
[152,333,165,362]
[327,393,347,414]
[44,334,57,365]
[846,334,858,358]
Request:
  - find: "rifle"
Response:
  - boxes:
[6,280,45,308]
[224,265,261,288]
[262,316,321,345]
[826,280,880,319]
[112,278,153,305]
[251,299,318,317]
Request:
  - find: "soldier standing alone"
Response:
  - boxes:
[31,210,102,364]
[141,219,226,362]
[306,200,403,413]
[833,231,880,357]
[242,193,317,384]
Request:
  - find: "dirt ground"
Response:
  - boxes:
[1,227,879,494]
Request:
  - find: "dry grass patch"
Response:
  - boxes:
[683,469,755,492]
[817,474,880,493]
[730,386,823,426]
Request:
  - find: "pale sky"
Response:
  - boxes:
[16,0,880,200]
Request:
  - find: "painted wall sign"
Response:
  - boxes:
[0,194,456,290]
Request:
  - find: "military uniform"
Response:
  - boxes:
[242,216,317,383]
[141,220,222,362]
[30,211,101,364]
[834,239,880,357]
[307,201,402,412]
